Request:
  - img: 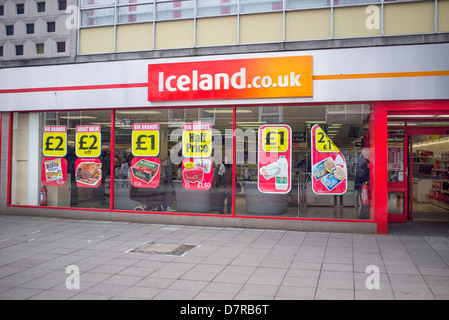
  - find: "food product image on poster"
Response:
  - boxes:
[41,157,67,186]
[75,158,102,188]
[257,125,292,194]
[182,123,212,158]
[182,158,213,190]
[130,157,161,188]
[311,124,347,195]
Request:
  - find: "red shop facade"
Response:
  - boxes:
[1,45,448,234]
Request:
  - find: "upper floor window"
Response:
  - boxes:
[58,0,67,11]
[16,3,25,15]
[197,0,238,17]
[37,2,46,13]
[6,25,14,36]
[156,1,194,21]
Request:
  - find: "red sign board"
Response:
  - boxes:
[148,56,313,101]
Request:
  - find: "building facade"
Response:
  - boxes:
[1,0,449,234]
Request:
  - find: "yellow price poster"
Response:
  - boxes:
[43,126,67,157]
[182,123,212,158]
[314,126,339,153]
[75,125,101,158]
[261,126,289,153]
[132,123,160,157]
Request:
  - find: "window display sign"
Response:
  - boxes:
[182,158,213,191]
[311,125,347,195]
[132,123,160,157]
[388,147,403,171]
[75,125,101,158]
[258,124,292,194]
[130,157,161,188]
[41,157,67,186]
[182,123,212,158]
[75,158,102,188]
[43,126,67,157]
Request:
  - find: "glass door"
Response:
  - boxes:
[387,134,408,222]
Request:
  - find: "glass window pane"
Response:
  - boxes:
[286,0,331,10]
[241,0,283,13]
[118,0,153,3]
[10,111,111,209]
[81,8,115,26]
[335,0,381,5]
[235,104,373,220]
[156,0,194,20]
[197,0,238,17]
[113,108,233,215]
[118,4,154,23]
[81,0,115,6]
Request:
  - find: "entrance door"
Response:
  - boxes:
[387,134,408,222]
[408,126,449,221]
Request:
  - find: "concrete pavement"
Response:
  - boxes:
[0,214,448,300]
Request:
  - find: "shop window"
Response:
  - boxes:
[10,111,111,209]
[113,108,233,214]
[9,105,374,221]
[235,105,373,220]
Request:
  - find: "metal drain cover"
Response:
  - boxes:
[130,242,196,256]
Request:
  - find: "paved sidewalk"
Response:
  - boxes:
[0,215,448,300]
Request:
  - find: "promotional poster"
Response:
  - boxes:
[311,124,347,195]
[257,124,292,194]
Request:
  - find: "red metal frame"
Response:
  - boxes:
[378,100,449,233]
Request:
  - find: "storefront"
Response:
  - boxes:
[1,43,448,234]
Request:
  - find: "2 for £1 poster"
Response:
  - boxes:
[311,124,347,195]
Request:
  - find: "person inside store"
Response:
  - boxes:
[356,148,370,219]
[213,155,232,214]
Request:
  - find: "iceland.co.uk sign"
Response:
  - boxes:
[148,56,313,101]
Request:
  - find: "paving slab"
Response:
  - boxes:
[0,215,448,302]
